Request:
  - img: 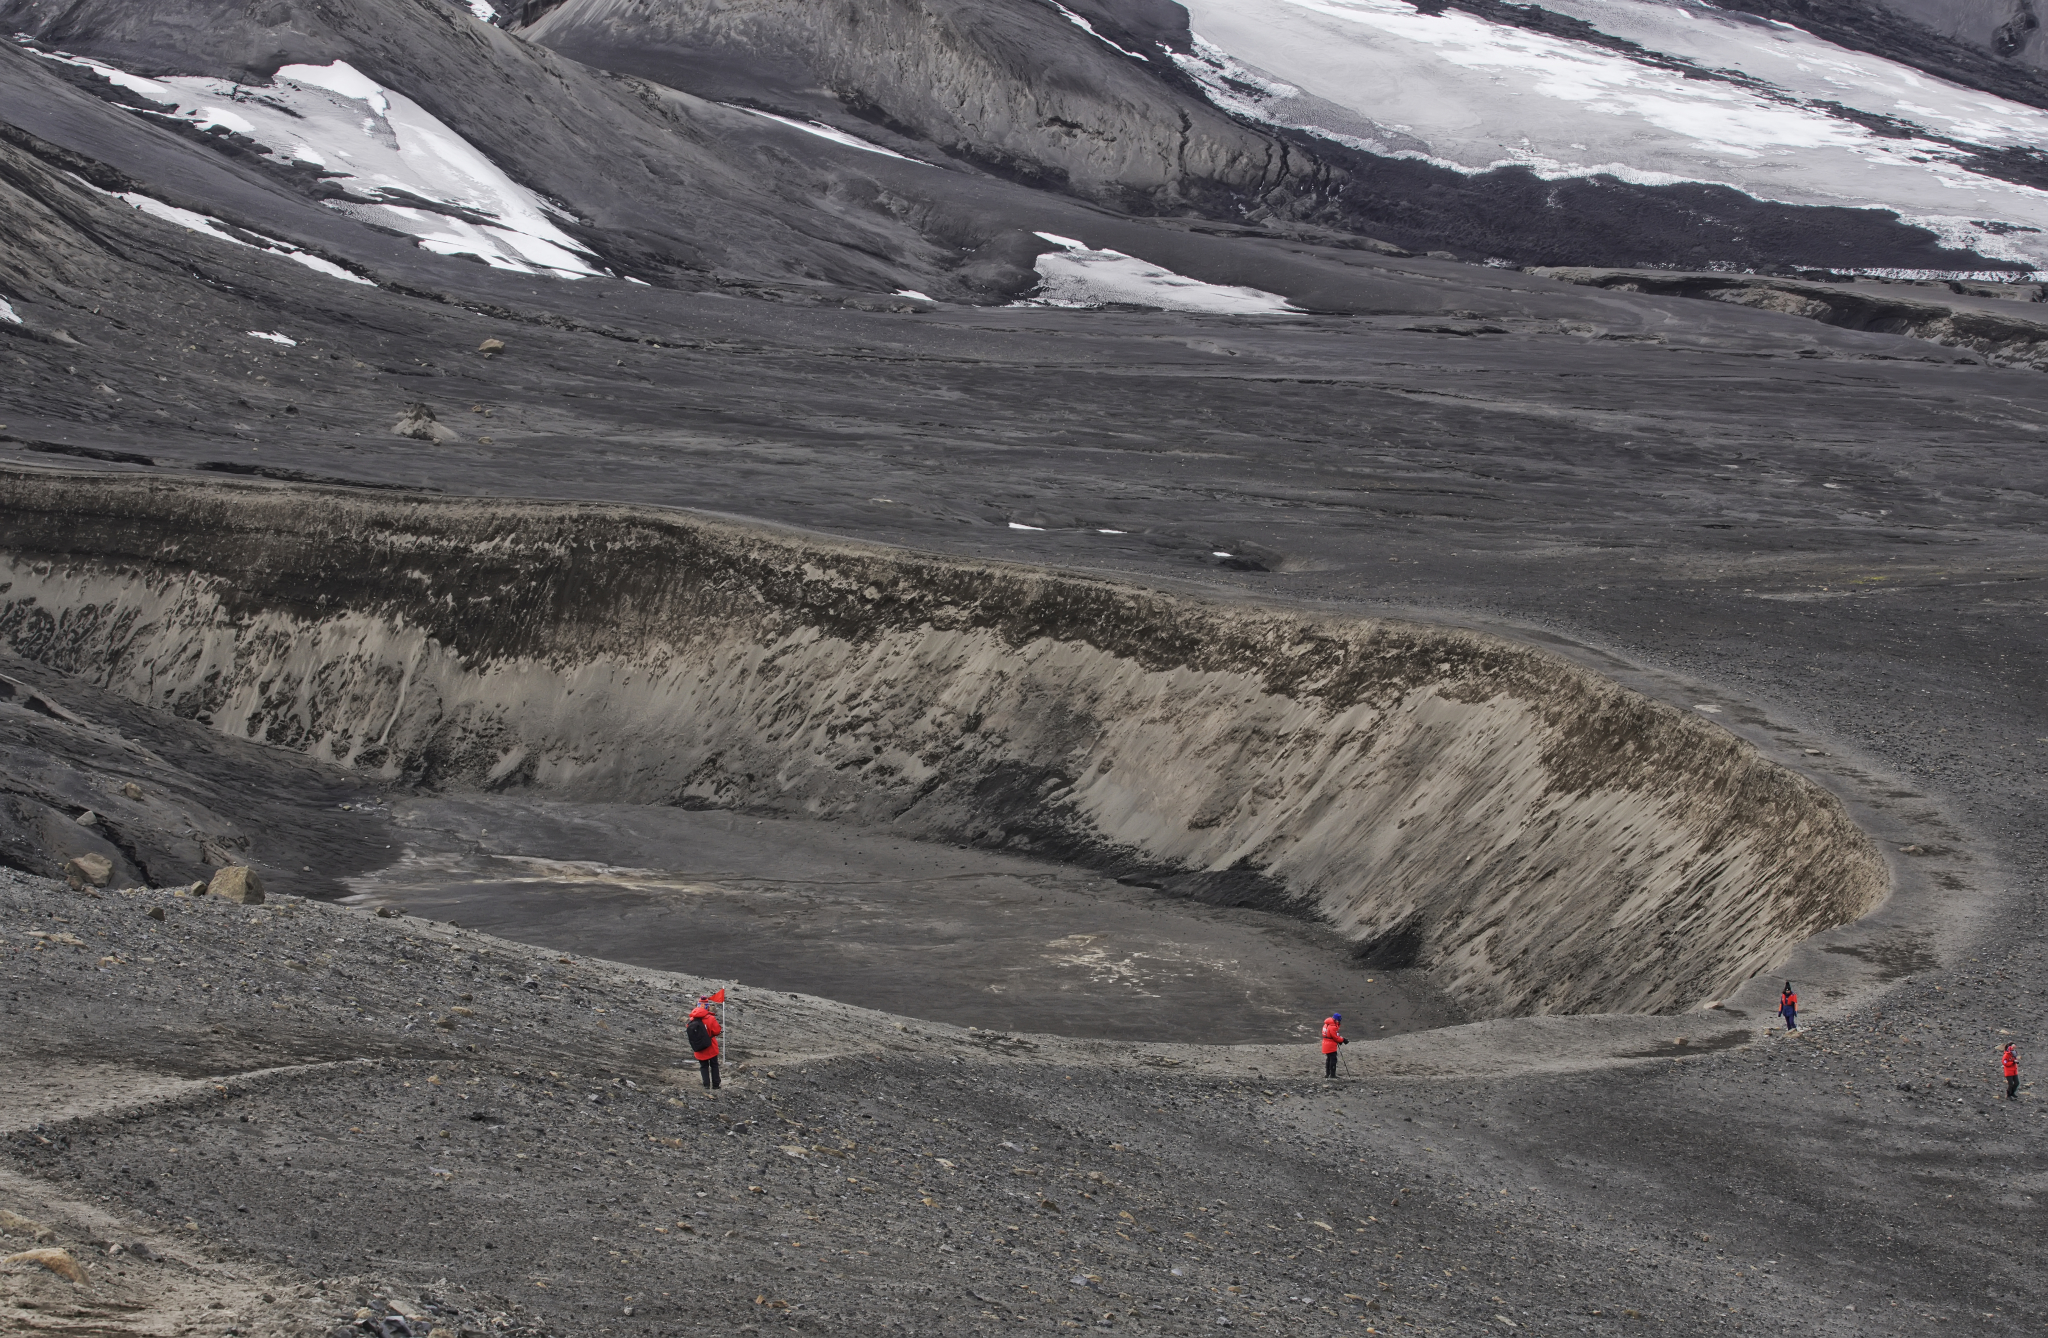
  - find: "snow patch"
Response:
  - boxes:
[465,0,498,23]
[277,60,388,114]
[84,180,376,285]
[288,253,374,284]
[894,288,934,301]
[22,46,608,279]
[246,330,297,346]
[0,298,19,324]
[731,107,924,161]
[1046,1,1150,60]
[26,50,179,105]
[1020,233,1299,314]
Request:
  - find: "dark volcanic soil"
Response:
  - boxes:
[1,6,2046,1331]
[1,861,2038,1338]
[342,796,1461,1044]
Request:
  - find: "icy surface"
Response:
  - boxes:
[25,47,608,278]
[732,107,923,161]
[90,185,377,285]
[1022,233,1300,313]
[1176,0,2048,269]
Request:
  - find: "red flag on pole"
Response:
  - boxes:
[701,988,726,1003]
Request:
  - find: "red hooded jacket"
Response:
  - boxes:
[689,1004,723,1061]
[2004,1046,2019,1077]
[1321,1016,1345,1054]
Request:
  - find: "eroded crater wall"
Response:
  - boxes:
[0,472,1888,1017]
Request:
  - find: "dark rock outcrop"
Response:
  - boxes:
[522,0,1292,215]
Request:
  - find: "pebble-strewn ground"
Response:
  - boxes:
[3,862,2041,1337]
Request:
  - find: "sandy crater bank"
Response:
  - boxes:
[0,470,1886,1017]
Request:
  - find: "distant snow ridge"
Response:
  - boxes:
[1175,0,2048,271]
[23,47,609,279]
[1021,234,1299,314]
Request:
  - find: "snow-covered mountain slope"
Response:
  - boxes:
[0,0,1045,298]
[25,51,610,277]
[7,0,2048,294]
[1716,0,2048,110]
[1177,0,2048,274]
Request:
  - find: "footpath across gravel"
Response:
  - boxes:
[2,865,2042,1337]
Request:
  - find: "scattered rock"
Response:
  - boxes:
[392,403,459,444]
[477,338,506,356]
[146,906,166,921]
[207,865,265,904]
[75,809,99,827]
[120,782,144,800]
[3,1247,89,1285]
[64,852,113,888]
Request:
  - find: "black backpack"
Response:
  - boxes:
[687,1015,712,1053]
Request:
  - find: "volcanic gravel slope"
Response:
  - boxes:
[3,861,2041,1338]
[2,0,2048,1333]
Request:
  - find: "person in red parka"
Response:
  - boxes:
[1322,1013,1347,1078]
[2002,1042,2020,1101]
[687,1000,723,1090]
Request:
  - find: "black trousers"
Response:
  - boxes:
[2008,1073,2020,1099]
[699,1056,721,1089]
[1325,1051,1338,1077]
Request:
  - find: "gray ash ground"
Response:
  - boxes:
[3,4,2048,1328]
[341,795,1460,1044]
[3,859,2043,1336]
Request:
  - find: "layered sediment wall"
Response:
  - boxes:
[0,471,1888,1017]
